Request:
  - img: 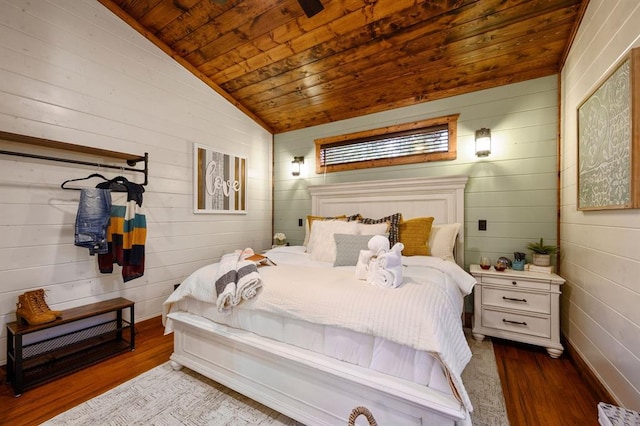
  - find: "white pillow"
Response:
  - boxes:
[428,223,461,261]
[307,220,359,263]
[302,215,347,246]
[356,221,389,235]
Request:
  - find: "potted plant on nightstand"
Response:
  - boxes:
[527,238,558,266]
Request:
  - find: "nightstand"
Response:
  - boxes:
[470,264,565,358]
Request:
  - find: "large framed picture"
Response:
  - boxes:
[577,47,640,211]
[193,143,247,214]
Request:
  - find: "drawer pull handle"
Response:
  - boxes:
[502,296,527,303]
[503,319,527,326]
[511,281,518,286]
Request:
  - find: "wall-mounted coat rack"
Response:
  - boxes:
[0,130,148,186]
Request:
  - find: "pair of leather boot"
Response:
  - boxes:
[16,289,62,325]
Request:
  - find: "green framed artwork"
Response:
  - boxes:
[577,47,640,210]
[193,143,247,214]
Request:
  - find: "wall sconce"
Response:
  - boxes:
[291,156,304,176]
[475,128,491,157]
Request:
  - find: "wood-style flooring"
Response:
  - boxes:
[0,317,608,426]
[493,337,612,426]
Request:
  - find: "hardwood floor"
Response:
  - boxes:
[0,317,173,426]
[1,317,608,426]
[493,338,611,426]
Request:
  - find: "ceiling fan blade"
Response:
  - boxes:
[298,0,324,18]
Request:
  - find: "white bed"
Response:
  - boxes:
[164,176,472,425]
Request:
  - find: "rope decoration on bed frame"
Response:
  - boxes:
[348,406,378,426]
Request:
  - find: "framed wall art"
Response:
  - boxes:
[193,143,247,214]
[577,47,640,211]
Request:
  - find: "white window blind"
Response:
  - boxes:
[320,125,449,166]
[314,114,458,173]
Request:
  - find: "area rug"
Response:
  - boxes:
[462,329,510,425]
[43,331,508,425]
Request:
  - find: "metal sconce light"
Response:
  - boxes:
[291,156,304,176]
[475,128,491,157]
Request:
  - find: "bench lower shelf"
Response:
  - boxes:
[5,297,135,396]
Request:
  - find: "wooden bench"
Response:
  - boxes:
[5,297,135,396]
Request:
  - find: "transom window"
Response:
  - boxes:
[315,114,458,173]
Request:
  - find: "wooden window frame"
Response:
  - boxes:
[314,114,459,174]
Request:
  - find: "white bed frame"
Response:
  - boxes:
[168,175,470,425]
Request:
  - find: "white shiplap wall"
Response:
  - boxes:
[0,0,272,365]
[274,76,560,272]
[560,0,640,409]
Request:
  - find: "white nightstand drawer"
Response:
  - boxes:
[482,275,551,291]
[482,287,551,314]
[481,308,551,339]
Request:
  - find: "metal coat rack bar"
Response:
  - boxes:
[0,130,148,186]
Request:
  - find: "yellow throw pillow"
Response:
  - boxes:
[399,217,435,256]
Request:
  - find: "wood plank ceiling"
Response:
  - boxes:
[98,0,588,134]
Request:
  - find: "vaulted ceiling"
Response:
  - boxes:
[98,0,588,134]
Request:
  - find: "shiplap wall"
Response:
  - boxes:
[0,0,272,366]
[274,76,560,272]
[561,0,640,409]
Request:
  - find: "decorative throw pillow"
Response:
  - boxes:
[356,221,390,235]
[307,220,359,263]
[361,213,402,245]
[333,234,380,267]
[399,217,435,256]
[303,214,347,246]
[428,223,461,261]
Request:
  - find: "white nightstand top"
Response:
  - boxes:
[470,264,565,284]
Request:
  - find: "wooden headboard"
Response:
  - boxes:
[308,175,468,267]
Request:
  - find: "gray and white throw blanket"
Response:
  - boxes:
[215,252,262,314]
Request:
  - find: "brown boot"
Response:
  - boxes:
[16,293,56,325]
[32,289,62,318]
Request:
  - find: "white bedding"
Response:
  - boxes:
[163,246,476,412]
[169,297,451,391]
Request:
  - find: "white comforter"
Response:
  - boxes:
[163,247,476,412]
